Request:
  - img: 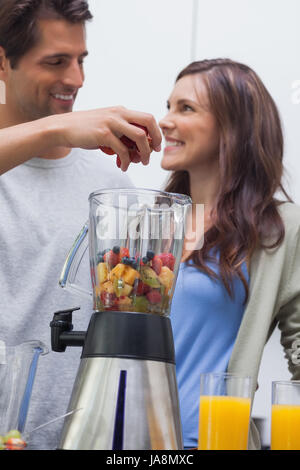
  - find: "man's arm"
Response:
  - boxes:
[0,106,162,175]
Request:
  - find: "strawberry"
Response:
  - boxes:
[151,255,163,275]
[103,250,119,268]
[99,123,152,168]
[100,146,115,155]
[135,280,151,296]
[146,290,162,304]
[119,247,130,262]
[5,438,26,450]
[159,253,175,271]
[100,291,117,306]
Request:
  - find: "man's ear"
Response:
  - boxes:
[0,46,9,77]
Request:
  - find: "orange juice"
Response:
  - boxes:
[271,404,300,450]
[198,395,251,450]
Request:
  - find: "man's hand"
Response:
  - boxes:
[50,106,162,171]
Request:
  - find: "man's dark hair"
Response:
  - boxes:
[0,0,93,68]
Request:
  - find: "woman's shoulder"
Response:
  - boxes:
[278,201,300,227]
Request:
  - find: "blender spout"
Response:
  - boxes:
[50,307,86,352]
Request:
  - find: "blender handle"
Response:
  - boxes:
[59,222,92,298]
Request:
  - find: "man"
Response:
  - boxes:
[0,0,161,449]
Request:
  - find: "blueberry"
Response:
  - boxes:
[122,257,131,265]
[129,257,137,269]
[96,253,104,263]
[146,250,155,260]
[112,246,120,254]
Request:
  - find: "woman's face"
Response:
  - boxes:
[159,74,220,172]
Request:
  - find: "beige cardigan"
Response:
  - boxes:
[227,202,300,449]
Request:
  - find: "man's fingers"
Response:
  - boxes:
[101,134,131,172]
[122,111,162,153]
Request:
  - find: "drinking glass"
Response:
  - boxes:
[271,380,300,450]
[198,372,252,450]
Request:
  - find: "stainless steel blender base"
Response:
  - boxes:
[59,357,183,450]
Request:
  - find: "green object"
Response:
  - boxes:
[132,296,149,312]
[113,278,124,297]
[140,266,161,288]
[4,429,22,441]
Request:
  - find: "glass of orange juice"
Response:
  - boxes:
[198,372,252,450]
[271,381,300,450]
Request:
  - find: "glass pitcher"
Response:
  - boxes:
[60,188,192,316]
[0,340,48,436]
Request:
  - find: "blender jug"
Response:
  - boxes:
[51,188,192,450]
[0,341,48,438]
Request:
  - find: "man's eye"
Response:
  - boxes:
[46,60,63,66]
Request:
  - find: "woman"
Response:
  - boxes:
[159,59,300,449]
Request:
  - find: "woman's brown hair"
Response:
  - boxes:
[165,59,291,301]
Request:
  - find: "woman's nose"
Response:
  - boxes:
[159,113,175,131]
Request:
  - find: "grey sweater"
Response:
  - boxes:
[0,149,133,449]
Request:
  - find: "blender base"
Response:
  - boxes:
[58,356,183,450]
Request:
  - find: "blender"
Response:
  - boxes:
[50,188,191,450]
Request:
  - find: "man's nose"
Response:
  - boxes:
[62,62,84,89]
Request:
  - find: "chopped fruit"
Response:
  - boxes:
[152,255,163,275]
[134,279,151,296]
[95,246,177,315]
[99,123,153,165]
[146,290,162,304]
[109,263,126,282]
[113,278,133,297]
[100,280,115,294]
[113,278,124,297]
[100,291,116,306]
[122,265,140,285]
[122,283,133,297]
[97,262,108,284]
[132,295,149,312]
[5,438,26,450]
[140,266,161,288]
[159,253,176,271]
[103,250,119,268]
[115,296,132,308]
[146,250,155,260]
[119,247,130,261]
[100,146,115,155]
[4,430,22,440]
[0,430,27,450]
[158,266,175,291]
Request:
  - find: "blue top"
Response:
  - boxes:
[170,259,249,449]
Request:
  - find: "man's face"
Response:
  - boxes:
[4,18,88,122]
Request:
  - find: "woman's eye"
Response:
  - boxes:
[182,104,193,112]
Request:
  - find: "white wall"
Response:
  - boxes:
[76,0,195,190]
[75,0,300,447]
